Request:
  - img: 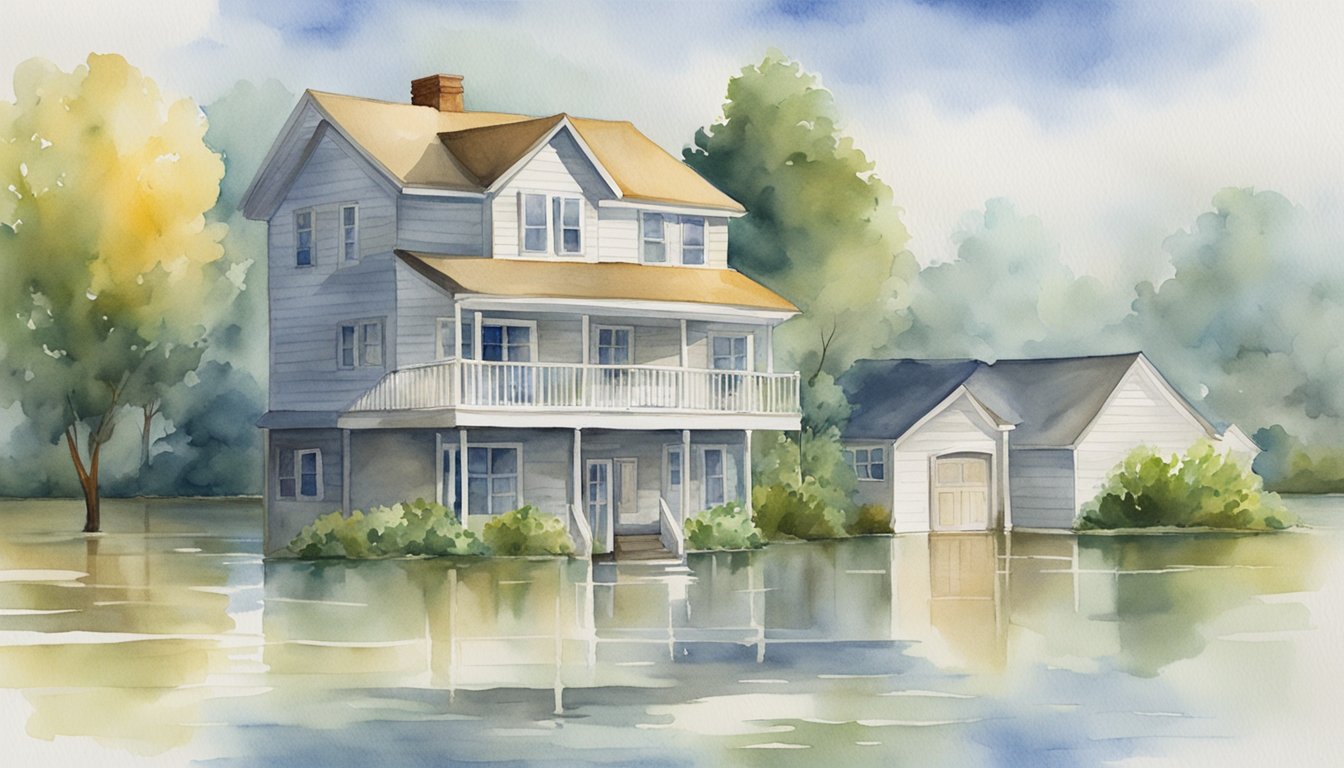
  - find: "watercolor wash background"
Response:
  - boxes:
[4,0,1344,498]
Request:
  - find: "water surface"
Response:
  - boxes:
[0,497,1340,766]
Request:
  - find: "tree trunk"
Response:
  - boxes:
[140,405,153,470]
[65,428,102,533]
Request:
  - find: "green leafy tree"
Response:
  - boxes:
[896,198,1134,360]
[686,51,918,430]
[1127,188,1344,488]
[0,54,226,530]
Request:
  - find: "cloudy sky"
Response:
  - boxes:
[4,0,1342,282]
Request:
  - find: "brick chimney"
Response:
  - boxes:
[411,74,465,112]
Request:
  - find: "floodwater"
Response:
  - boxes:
[0,498,1341,766]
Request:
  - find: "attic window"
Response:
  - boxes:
[295,210,313,266]
[554,196,583,255]
[520,193,548,253]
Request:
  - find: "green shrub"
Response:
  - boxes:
[846,503,894,535]
[752,482,847,540]
[287,499,487,559]
[481,505,575,556]
[1078,440,1292,531]
[684,501,765,551]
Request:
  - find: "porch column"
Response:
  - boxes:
[743,429,753,517]
[454,301,463,356]
[572,428,583,520]
[1002,430,1013,531]
[679,319,688,367]
[765,325,774,373]
[681,429,692,523]
[341,428,351,516]
[581,315,590,364]
[261,428,271,554]
[459,428,469,526]
[473,311,483,360]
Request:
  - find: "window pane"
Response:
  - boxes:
[524,227,548,252]
[524,194,546,225]
[300,452,317,474]
[296,211,311,228]
[682,245,704,265]
[491,476,517,496]
[641,212,663,238]
[340,325,356,367]
[642,212,665,263]
[562,198,581,227]
[562,229,581,252]
[361,323,382,366]
[491,447,517,475]
[279,450,295,477]
[682,217,704,245]
[870,461,885,481]
[506,326,530,345]
[598,328,612,346]
[343,206,356,226]
[300,472,318,498]
[297,229,312,248]
[482,326,503,345]
[468,447,489,475]
[712,336,730,357]
[461,322,474,359]
[278,478,296,498]
[468,478,489,513]
[438,319,453,358]
[704,449,723,476]
[706,478,725,507]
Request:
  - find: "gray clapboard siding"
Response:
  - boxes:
[267,428,345,551]
[396,196,484,254]
[1073,367,1209,510]
[1009,449,1076,528]
[269,129,398,411]
[492,132,605,258]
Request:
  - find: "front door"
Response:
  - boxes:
[586,460,613,552]
[932,453,991,531]
[613,458,652,534]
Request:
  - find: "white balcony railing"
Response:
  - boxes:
[348,359,801,416]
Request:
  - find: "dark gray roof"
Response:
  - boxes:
[840,353,1211,447]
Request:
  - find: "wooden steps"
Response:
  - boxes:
[613,534,675,562]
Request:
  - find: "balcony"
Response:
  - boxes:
[346,359,801,427]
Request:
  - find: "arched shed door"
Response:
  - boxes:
[932,453,992,531]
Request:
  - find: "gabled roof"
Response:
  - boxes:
[841,353,1222,447]
[242,90,745,218]
[398,251,798,313]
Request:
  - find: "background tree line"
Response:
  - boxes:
[2,51,1341,510]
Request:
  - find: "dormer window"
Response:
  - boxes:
[641,212,666,263]
[681,216,705,265]
[521,193,549,253]
[554,196,583,254]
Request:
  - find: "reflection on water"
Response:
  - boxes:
[0,497,1338,766]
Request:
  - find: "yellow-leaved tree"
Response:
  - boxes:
[0,54,226,531]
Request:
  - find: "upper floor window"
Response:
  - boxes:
[641,212,666,263]
[554,196,583,255]
[596,326,632,365]
[681,216,705,265]
[295,210,313,266]
[338,319,384,368]
[480,321,534,362]
[437,317,475,359]
[340,204,359,262]
[278,448,323,500]
[711,334,749,371]
[521,193,549,253]
[846,447,886,481]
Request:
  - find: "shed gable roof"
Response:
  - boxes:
[841,353,1222,447]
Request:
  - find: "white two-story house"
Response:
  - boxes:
[242,74,801,555]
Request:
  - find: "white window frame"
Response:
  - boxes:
[593,324,634,366]
[278,448,323,501]
[337,318,385,369]
[339,203,359,263]
[680,215,706,266]
[294,208,314,267]
[478,318,538,362]
[519,191,551,255]
[640,211,667,263]
[846,445,887,482]
[699,445,728,509]
[553,195,585,256]
[466,443,525,516]
[709,333,751,371]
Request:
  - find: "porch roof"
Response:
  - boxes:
[398,251,799,313]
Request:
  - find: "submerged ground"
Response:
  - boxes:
[0,498,1340,766]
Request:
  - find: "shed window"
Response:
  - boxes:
[846,447,885,481]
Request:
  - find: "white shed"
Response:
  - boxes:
[840,353,1261,532]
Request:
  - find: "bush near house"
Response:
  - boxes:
[846,504,894,535]
[1078,441,1292,531]
[287,500,576,558]
[481,505,576,556]
[684,502,766,551]
[287,499,487,559]
[751,482,848,540]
